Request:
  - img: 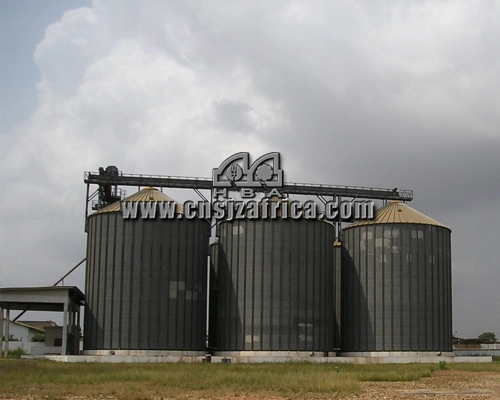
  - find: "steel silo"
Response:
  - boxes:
[84,188,210,353]
[215,215,336,353]
[333,239,342,350]
[208,240,218,350]
[341,201,452,354]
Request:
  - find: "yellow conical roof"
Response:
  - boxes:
[94,187,184,214]
[345,201,449,230]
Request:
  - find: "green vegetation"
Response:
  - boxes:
[2,335,20,341]
[0,359,498,399]
[478,331,497,343]
[7,347,29,357]
[32,333,46,343]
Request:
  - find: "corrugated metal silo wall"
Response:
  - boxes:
[208,241,218,349]
[341,223,452,352]
[84,212,210,351]
[333,243,342,349]
[216,218,336,352]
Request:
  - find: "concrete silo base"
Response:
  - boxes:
[212,351,337,363]
[210,352,491,364]
[341,351,455,358]
[22,352,492,363]
[337,351,492,364]
[24,354,206,363]
[74,349,207,362]
[81,349,206,357]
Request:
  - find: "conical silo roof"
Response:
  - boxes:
[94,187,184,214]
[345,201,449,230]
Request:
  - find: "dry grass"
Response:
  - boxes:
[446,359,500,373]
[0,359,498,400]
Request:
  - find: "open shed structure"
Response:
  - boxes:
[0,286,85,356]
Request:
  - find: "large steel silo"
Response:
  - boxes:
[215,216,336,353]
[341,201,452,354]
[333,239,342,350]
[84,188,210,353]
[208,240,218,350]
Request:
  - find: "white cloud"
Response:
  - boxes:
[0,1,285,288]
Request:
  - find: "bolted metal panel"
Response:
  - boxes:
[341,223,452,352]
[333,241,342,349]
[208,241,218,350]
[215,218,336,352]
[84,209,210,351]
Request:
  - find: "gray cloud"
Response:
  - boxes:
[213,99,257,132]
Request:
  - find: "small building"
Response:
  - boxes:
[0,286,85,356]
[3,319,45,342]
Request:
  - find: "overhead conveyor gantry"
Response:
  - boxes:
[84,166,413,224]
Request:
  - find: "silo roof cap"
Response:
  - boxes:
[345,201,450,230]
[93,187,184,214]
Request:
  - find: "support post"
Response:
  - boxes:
[62,300,68,355]
[85,183,90,232]
[4,309,10,358]
[0,308,4,357]
[77,309,82,355]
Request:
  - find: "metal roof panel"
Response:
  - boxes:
[94,187,184,214]
[346,201,450,230]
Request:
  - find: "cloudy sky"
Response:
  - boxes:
[0,0,499,339]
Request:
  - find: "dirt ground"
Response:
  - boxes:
[209,370,500,399]
[345,370,500,400]
[1,370,499,400]
[212,370,500,399]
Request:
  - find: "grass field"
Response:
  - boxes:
[0,358,499,399]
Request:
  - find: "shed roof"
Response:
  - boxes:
[0,286,85,311]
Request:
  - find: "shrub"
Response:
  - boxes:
[8,347,29,357]
[32,334,46,342]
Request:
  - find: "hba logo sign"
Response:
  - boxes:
[121,152,374,221]
[212,152,283,199]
